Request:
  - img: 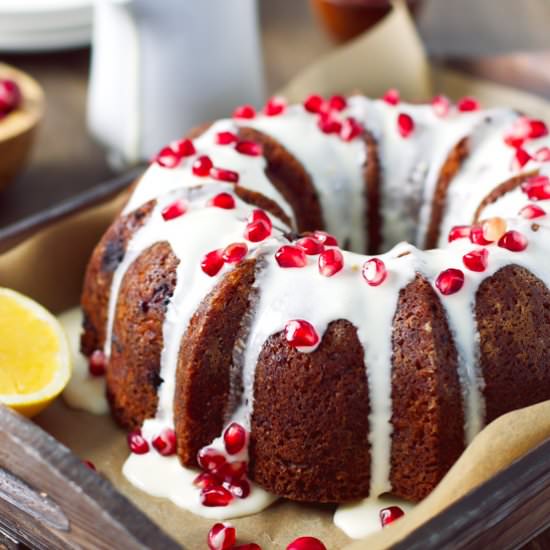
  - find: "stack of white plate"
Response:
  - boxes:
[0,0,93,52]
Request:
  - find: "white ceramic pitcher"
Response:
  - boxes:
[87,0,265,167]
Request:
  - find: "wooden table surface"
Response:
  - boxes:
[1,0,550,231]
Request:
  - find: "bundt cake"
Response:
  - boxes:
[81,92,550,517]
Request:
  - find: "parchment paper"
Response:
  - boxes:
[2,2,550,548]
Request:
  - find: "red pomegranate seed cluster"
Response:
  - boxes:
[0,78,22,117]
[318,248,344,277]
[215,131,263,158]
[88,349,107,377]
[431,95,451,117]
[201,242,249,277]
[380,505,405,527]
[192,154,240,183]
[397,113,415,138]
[463,248,489,272]
[286,536,327,550]
[503,116,548,149]
[155,138,196,168]
[264,96,287,116]
[435,268,465,296]
[206,521,265,550]
[195,423,251,508]
[208,192,236,210]
[302,93,364,142]
[457,96,480,112]
[152,428,177,456]
[127,429,150,455]
[296,236,324,255]
[244,209,273,243]
[313,230,338,246]
[284,319,320,349]
[362,258,388,286]
[161,199,187,221]
[522,175,550,201]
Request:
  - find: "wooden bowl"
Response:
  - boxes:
[0,63,44,193]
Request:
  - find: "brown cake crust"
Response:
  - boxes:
[249,319,371,503]
[80,200,155,356]
[390,275,464,502]
[424,137,470,249]
[476,264,550,423]
[237,127,324,234]
[364,131,382,253]
[174,259,258,466]
[106,241,179,430]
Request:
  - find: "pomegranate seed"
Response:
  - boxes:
[161,199,187,221]
[155,146,181,168]
[171,138,196,157]
[236,140,263,156]
[362,258,388,286]
[207,523,236,550]
[249,209,273,231]
[503,117,547,148]
[216,131,238,145]
[328,94,347,111]
[380,506,405,527]
[296,236,324,255]
[233,545,262,550]
[303,94,325,114]
[208,192,236,209]
[152,428,177,456]
[285,319,320,349]
[222,242,248,263]
[193,155,213,177]
[435,268,465,295]
[457,96,480,112]
[382,88,400,106]
[286,536,327,550]
[512,148,532,170]
[201,487,234,507]
[0,79,22,114]
[218,461,247,482]
[317,112,342,134]
[470,225,493,245]
[463,248,489,272]
[224,423,247,455]
[397,113,414,138]
[522,175,550,200]
[223,478,251,499]
[340,117,363,141]
[197,447,227,472]
[527,119,548,138]
[318,248,344,277]
[83,459,96,471]
[313,230,338,246]
[244,220,271,242]
[448,225,471,243]
[264,96,287,116]
[211,167,239,183]
[88,349,107,377]
[519,204,546,219]
[432,95,450,117]
[534,146,550,162]
[233,104,256,119]
[127,430,149,454]
[201,249,224,276]
[275,245,307,268]
[498,230,528,252]
[482,217,507,242]
[193,472,219,490]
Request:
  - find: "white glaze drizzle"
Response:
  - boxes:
[93,97,550,528]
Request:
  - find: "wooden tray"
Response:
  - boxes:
[1,172,550,550]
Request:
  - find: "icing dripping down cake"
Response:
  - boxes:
[80,93,550,513]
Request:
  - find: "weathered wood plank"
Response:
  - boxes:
[0,405,181,550]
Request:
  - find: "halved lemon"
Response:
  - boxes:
[0,288,71,417]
